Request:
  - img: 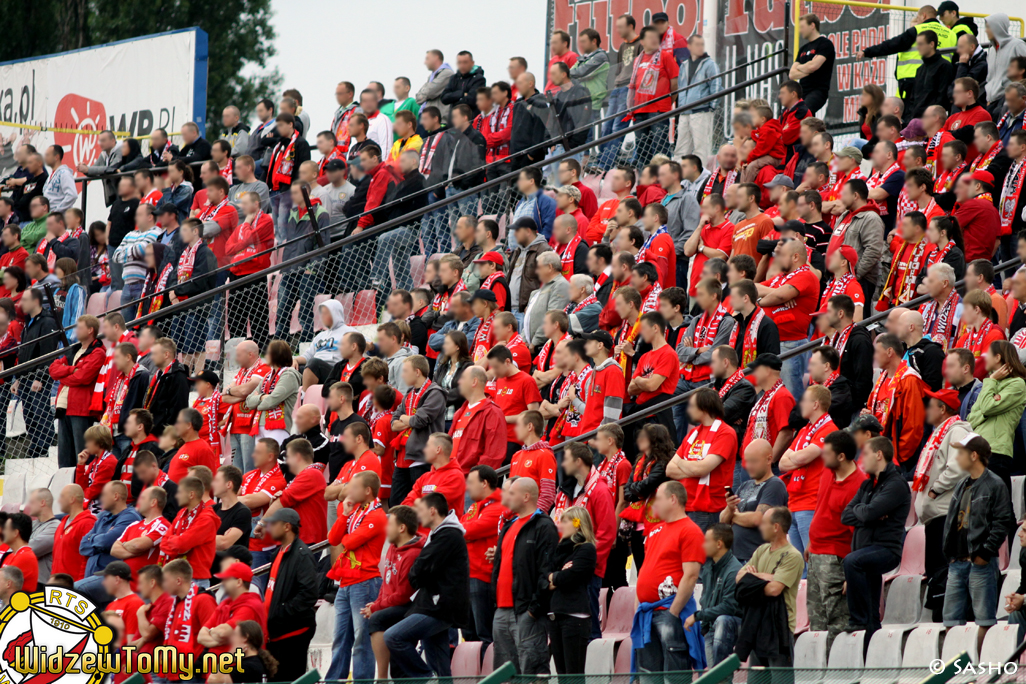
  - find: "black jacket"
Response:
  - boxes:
[452,127,487,189]
[14,171,47,217]
[545,538,596,616]
[409,515,470,626]
[122,145,181,171]
[265,537,319,639]
[840,325,874,410]
[264,138,312,187]
[321,360,367,411]
[510,92,551,168]
[950,52,989,110]
[172,241,217,299]
[281,426,332,480]
[731,309,781,362]
[908,52,956,122]
[440,66,488,115]
[18,309,60,367]
[145,361,191,435]
[550,84,594,149]
[788,375,854,431]
[943,469,1016,561]
[735,574,792,662]
[906,337,945,391]
[112,369,151,434]
[841,463,911,556]
[179,138,213,165]
[491,509,559,617]
[623,457,670,505]
[389,169,429,228]
[714,376,756,449]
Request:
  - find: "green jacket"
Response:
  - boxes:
[694,551,743,630]
[968,376,1026,457]
[20,218,47,253]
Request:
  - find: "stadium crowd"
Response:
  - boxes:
[4,2,1026,681]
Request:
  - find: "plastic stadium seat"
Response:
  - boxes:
[796,579,809,634]
[350,291,377,326]
[901,624,945,670]
[480,644,495,675]
[410,255,426,288]
[1012,544,1022,572]
[1001,540,1010,572]
[50,468,76,513]
[599,587,609,630]
[603,586,636,638]
[980,623,1019,668]
[585,638,617,674]
[881,575,923,625]
[997,571,1021,619]
[310,603,335,647]
[106,290,122,312]
[827,631,865,679]
[1013,476,1024,522]
[865,627,910,669]
[289,300,302,335]
[303,386,326,413]
[451,641,483,677]
[794,631,829,670]
[905,494,918,527]
[0,504,20,514]
[614,639,632,673]
[885,525,926,581]
[693,583,703,606]
[312,295,331,331]
[86,293,107,316]
[336,293,355,320]
[941,623,979,662]
[2,472,27,508]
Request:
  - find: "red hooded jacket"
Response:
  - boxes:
[748,119,786,162]
[369,535,426,611]
[161,504,221,579]
[461,490,506,582]
[204,591,268,655]
[49,338,106,417]
[358,162,403,229]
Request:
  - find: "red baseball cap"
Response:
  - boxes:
[214,562,254,583]
[473,251,504,266]
[970,170,995,186]
[839,245,859,272]
[924,387,961,412]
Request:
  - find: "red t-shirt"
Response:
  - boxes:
[52,509,97,581]
[334,450,382,486]
[497,516,530,607]
[510,446,558,489]
[689,221,734,296]
[785,416,838,511]
[2,546,37,592]
[403,461,467,514]
[492,372,543,442]
[545,52,579,92]
[629,50,680,114]
[139,592,174,657]
[278,465,328,545]
[506,338,533,371]
[742,385,796,454]
[167,439,219,483]
[190,189,209,214]
[108,594,146,641]
[639,232,677,292]
[116,516,170,579]
[240,466,288,552]
[635,516,706,603]
[763,268,820,341]
[632,344,681,404]
[807,467,868,557]
[371,412,396,500]
[676,420,738,512]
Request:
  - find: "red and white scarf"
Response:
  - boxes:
[684,304,728,380]
[559,235,583,278]
[812,370,840,387]
[867,163,901,216]
[100,363,140,430]
[482,271,505,291]
[36,231,71,270]
[705,167,737,196]
[748,380,784,442]
[251,368,287,434]
[630,49,664,98]
[552,467,604,520]
[963,319,995,358]
[925,131,946,172]
[641,282,663,313]
[198,196,231,223]
[829,324,856,359]
[912,415,959,492]
[176,241,201,295]
[820,273,857,310]
[571,293,599,314]
[934,162,967,195]
[347,500,382,535]
[473,311,496,362]
[395,381,433,449]
[318,146,346,176]
[419,132,445,175]
[867,362,919,427]
[718,368,746,398]
[1001,158,1026,234]
[219,158,233,184]
[597,450,626,492]
[488,102,514,158]
[269,130,299,190]
[920,289,960,350]
[729,307,764,368]
[796,412,833,450]
[83,451,115,513]
[970,141,1004,173]
[536,332,571,372]
[164,583,199,650]
[594,266,612,293]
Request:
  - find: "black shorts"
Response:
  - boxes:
[304,357,334,383]
[367,603,411,634]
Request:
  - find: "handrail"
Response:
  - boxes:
[0,65,790,377]
[10,47,790,354]
[252,539,330,577]
[495,254,1023,476]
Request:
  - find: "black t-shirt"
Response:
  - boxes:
[231,655,267,683]
[216,501,253,541]
[108,197,141,249]
[327,413,370,481]
[955,479,974,558]
[797,36,835,96]
[804,220,833,253]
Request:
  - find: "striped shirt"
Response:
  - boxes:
[111,228,162,282]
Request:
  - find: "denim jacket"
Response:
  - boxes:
[678,54,721,112]
[160,181,195,222]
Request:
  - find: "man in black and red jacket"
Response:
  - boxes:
[356,144,402,231]
[778,80,810,162]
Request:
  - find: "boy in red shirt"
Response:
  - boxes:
[511,411,558,513]
[166,408,219,483]
[160,558,218,680]
[198,562,267,656]
[76,426,118,514]
[254,438,328,546]
[492,313,532,371]
[487,345,543,458]
[102,561,145,641]
[190,371,227,460]
[160,476,220,584]
[369,385,398,504]
[403,434,466,515]
[743,105,786,183]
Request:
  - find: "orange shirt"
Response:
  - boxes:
[731,214,775,259]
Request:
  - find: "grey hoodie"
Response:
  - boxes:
[245,366,302,432]
[425,510,466,546]
[307,299,356,365]
[985,14,1026,103]
[386,346,414,394]
[392,381,447,464]
[416,63,455,120]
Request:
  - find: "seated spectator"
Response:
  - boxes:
[110,486,169,580]
[75,425,118,514]
[52,484,96,581]
[24,488,58,583]
[691,523,743,665]
[722,439,788,563]
[967,341,1026,493]
[76,481,142,603]
[1,513,38,592]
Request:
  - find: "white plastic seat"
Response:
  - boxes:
[310,602,335,647]
[794,631,829,670]
[584,638,617,674]
[997,571,1021,619]
[980,623,1019,668]
[882,574,923,625]
[1012,475,1024,522]
[796,579,809,634]
[865,626,909,669]
[900,624,945,684]
[2,472,27,508]
[49,468,76,513]
[941,623,979,662]
[827,631,864,682]
[602,586,636,639]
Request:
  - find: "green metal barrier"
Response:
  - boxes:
[918,651,969,684]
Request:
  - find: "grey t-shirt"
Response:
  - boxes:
[732,476,788,561]
[228,180,271,213]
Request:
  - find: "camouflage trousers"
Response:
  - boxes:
[808,553,850,652]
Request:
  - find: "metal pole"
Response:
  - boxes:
[784,0,792,64]
[79,179,88,227]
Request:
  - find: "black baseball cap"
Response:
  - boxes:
[265,508,301,528]
[189,370,220,386]
[470,288,497,303]
[781,220,806,237]
[156,203,179,216]
[583,330,614,350]
[98,560,132,580]
[846,414,884,434]
[324,159,347,172]
[652,12,670,22]
[749,353,782,371]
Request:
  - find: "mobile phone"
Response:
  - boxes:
[724,486,734,497]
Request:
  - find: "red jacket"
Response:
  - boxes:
[161,504,220,579]
[49,339,106,417]
[573,181,598,219]
[279,466,328,545]
[587,197,632,245]
[636,184,667,207]
[598,281,628,331]
[449,399,508,472]
[945,103,992,162]
[327,504,386,586]
[225,213,275,276]
[953,197,1000,261]
[358,162,403,228]
[461,490,505,582]
[75,451,117,506]
[779,101,809,148]
[199,204,239,267]
[369,535,426,611]
[748,119,786,162]
[403,460,467,514]
[203,591,268,655]
[0,247,28,294]
[51,509,96,580]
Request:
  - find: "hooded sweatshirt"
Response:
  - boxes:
[307,299,356,365]
[369,534,426,611]
[985,14,1026,103]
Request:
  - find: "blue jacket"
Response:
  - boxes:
[61,283,87,342]
[428,317,480,353]
[630,594,706,672]
[959,378,983,421]
[512,189,557,242]
[678,54,721,112]
[160,181,195,222]
[80,506,143,576]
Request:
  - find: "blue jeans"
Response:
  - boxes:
[250,549,277,594]
[384,612,453,678]
[21,378,54,460]
[633,112,671,165]
[636,608,693,673]
[788,510,814,578]
[445,186,479,219]
[843,545,901,637]
[596,87,630,171]
[943,558,1000,627]
[230,433,255,473]
[420,191,449,257]
[206,269,229,347]
[1009,607,1026,641]
[465,577,495,645]
[687,511,721,533]
[371,226,416,293]
[705,614,742,665]
[122,278,145,322]
[269,189,291,242]
[779,338,810,402]
[274,270,320,342]
[327,576,382,681]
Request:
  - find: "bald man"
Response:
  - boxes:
[511,72,549,170]
[490,475,559,676]
[896,310,945,391]
[24,488,59,582]
[222,340,271,472]
[707,144,740,196]
[721,439,789,563]
[52,484,96,581]
[883,307,910,336]
[281,404,335,479]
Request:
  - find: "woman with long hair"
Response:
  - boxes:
[54,257,86,342]
[546,505,597,680]
[621,423,675,569]
[117,138,141,170]
[88,221,110,294]
[244,339,302,443]
[2,266,28,319]
[969,340,1026,495]
[137,242,171,320]
[433,330,472,429]
[161,159,195,220]
[858,84,886,143]
[919,216,966,287]
[211,620,278,684]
